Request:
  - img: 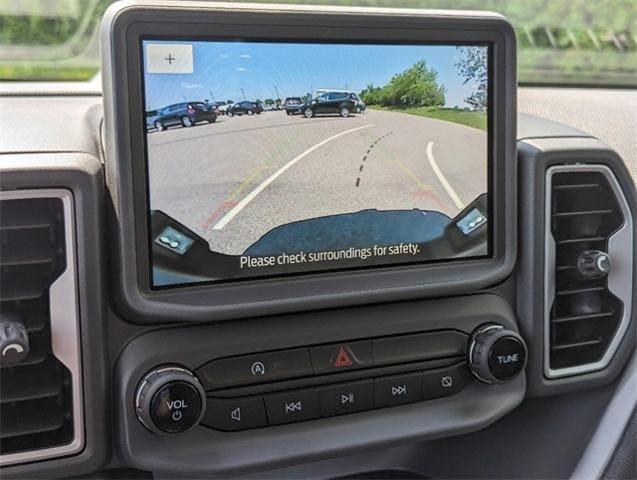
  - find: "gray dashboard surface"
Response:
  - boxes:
[518,87,637,181]
[0,96,102,157]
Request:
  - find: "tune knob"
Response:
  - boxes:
[135,366,206,434]
[468,324,527,384]
[577,250,612,279]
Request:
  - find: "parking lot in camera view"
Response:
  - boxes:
[147,108,487,255]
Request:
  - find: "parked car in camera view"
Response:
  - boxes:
[302,91,358,118]
[152,102,217,131]
[283,97,304,115]
[226,101,263,116]
[207,101,228,115]
[315,89,367,113]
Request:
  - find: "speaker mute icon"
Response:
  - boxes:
[230,407,241,422]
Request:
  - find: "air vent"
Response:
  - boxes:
[0,190,83,466]
[545,166,634,378]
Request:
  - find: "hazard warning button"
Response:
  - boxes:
[310,341,372,374]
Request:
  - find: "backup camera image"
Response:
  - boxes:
[142,40,490,287]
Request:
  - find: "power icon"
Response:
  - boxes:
[172,410,183,421]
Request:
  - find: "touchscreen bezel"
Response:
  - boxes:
[102,2,517,323]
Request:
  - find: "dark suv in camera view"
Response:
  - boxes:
[226,101,263,116]
[283,97,304,115]
[302,91,358,118]
[152,102,217,131]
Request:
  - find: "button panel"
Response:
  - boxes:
[204,362,471,431]
[195,329,473,432]
[196,330,468,393]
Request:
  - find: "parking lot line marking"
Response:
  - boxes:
[426,141,465,210]
[212,124,375,230]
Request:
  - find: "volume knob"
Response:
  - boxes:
[468,324,527,384]
[135,366,206,434]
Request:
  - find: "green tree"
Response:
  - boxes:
[359,60,445,107]
[455,47,488,112]
[360,84,383,105]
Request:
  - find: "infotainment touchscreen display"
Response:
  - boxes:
[141,40,491,287]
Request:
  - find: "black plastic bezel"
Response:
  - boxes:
[101,2,517,323]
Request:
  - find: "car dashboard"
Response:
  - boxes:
[0,3,636,480]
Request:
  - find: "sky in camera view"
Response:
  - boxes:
[142,40,485,111]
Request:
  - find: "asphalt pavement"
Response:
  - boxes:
[147,109,487,255]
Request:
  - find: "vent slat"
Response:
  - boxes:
[0,289,44,302]
[551,338,603,351]
[0,362,62,403]
[0,223,52,232]
[0,255,55,268]
[553,183,601,191]
[553,209,614,218]
[556,286,605,296]
[552,311,616,324]
[0,401,65,439]
[557,236,606,245]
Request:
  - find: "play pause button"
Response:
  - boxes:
[318,380,373,416]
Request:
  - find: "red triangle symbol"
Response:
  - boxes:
[333,347,353,367]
